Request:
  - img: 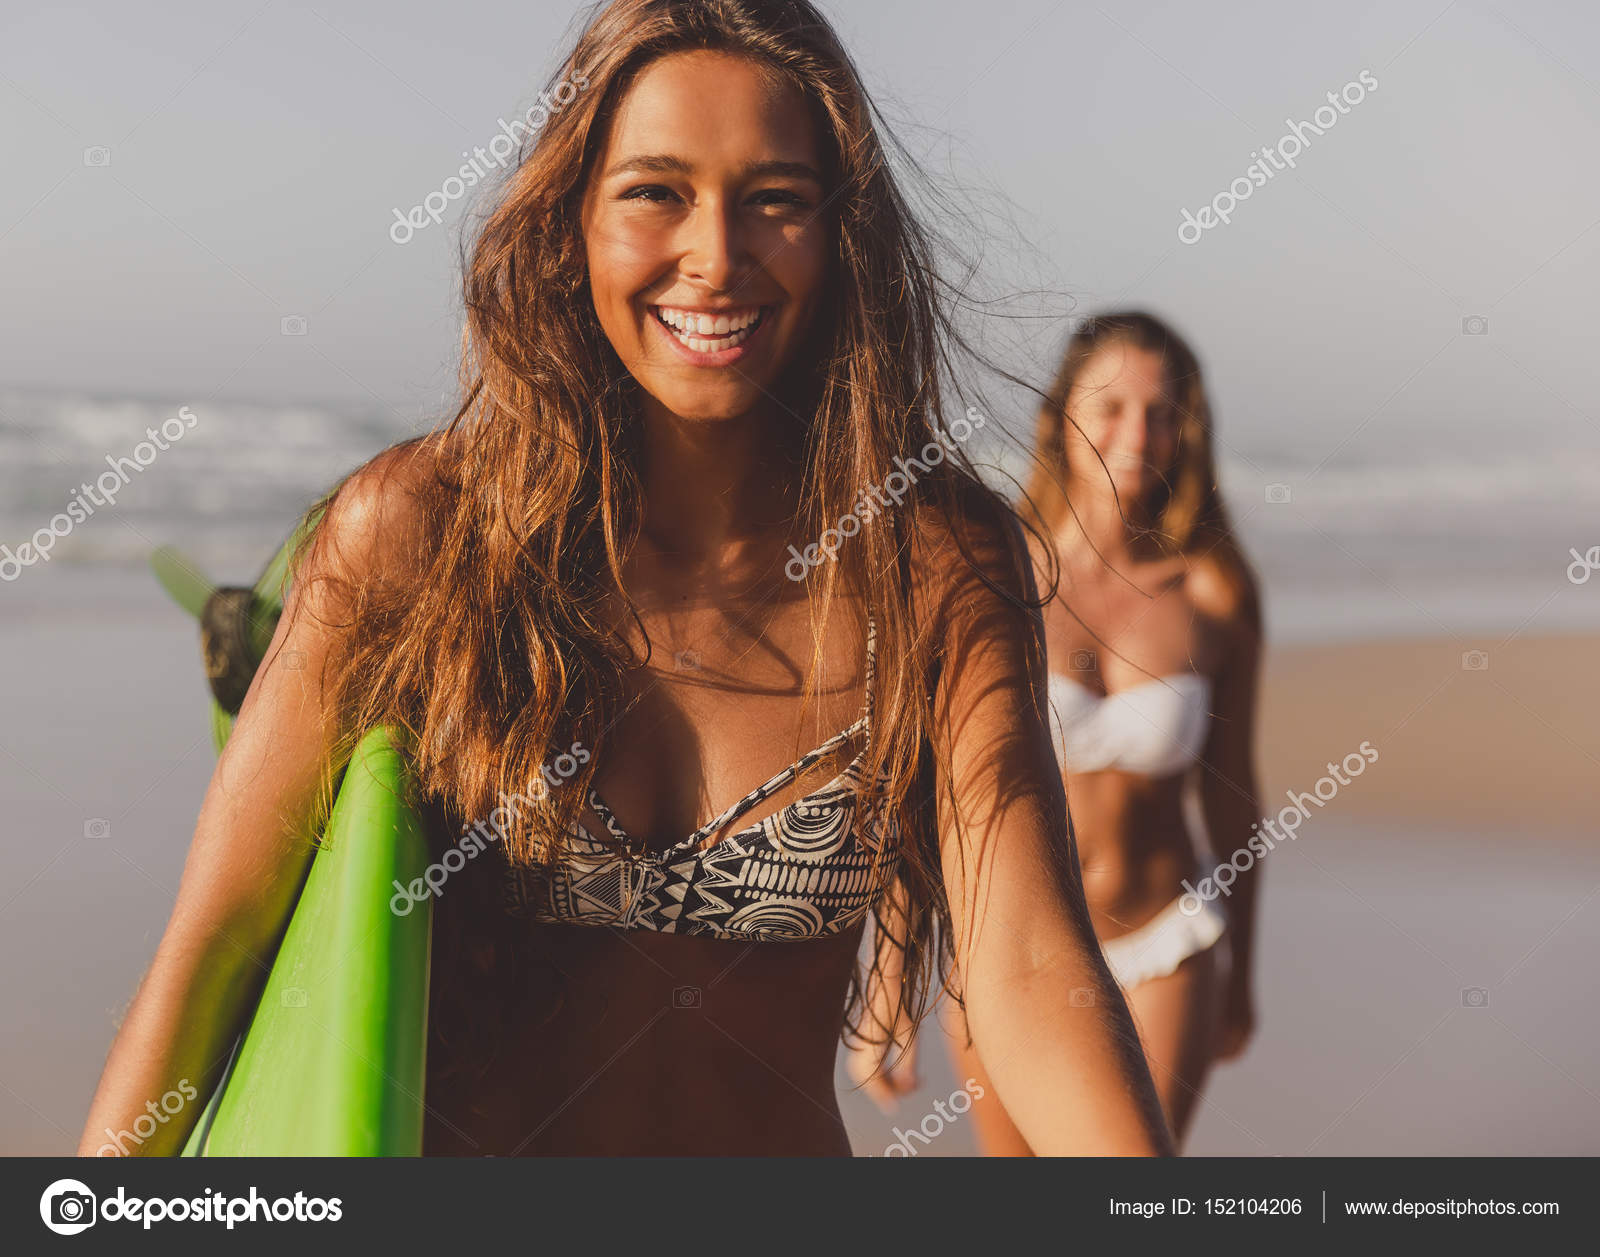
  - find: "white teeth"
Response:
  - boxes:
[654,306,764,354]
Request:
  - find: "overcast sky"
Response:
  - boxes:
[2,0,1597,471]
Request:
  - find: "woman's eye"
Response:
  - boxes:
[750,188,810,209]
[618,184,678,203]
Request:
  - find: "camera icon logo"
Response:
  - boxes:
[1068,987,1096,1007]
[672,986,702,1009]
[282,649,306,670]
[1461,986,1490,1007]
[280,315,308,336]
[84,818,111,839]
[40,1178,97,1235]
[281,987,308,1008]
[1461,650,1489,671]
[83,146,111,167]
[1461,316,1489,336]
[674,649,701,671]
[1068,649,1096,672]
[1265,483,1292,504]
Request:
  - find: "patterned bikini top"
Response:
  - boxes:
[503,614,900,942]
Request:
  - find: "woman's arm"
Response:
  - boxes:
[77,451,428,1156]
[919,505,1172,1156]
[1193,558,1265,1060]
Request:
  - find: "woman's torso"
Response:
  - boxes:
[1039,546,1224,936]
[423,919,864,1155]
[423,581,886,1155]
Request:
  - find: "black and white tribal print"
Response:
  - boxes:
[503,614,899,941]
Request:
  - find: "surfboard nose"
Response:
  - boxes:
[149,545,216,618]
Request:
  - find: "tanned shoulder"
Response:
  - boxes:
[294,433,453,614]
[1186,547,1263,647]
[908,484,1042,654]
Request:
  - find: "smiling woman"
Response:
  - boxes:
[583,50,829,397]
[79,0,1171,1158]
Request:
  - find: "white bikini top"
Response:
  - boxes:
[1046,672,1212,778]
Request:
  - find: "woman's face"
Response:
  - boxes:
[1062,340,1179,507]
[582,51,831,424]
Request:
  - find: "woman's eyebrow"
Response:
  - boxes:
[603,153,692,178]
[743,159,823,183]
[602,154,823,183]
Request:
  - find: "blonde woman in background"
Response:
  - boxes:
[852,312,1263,1151]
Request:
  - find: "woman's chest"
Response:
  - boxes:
[1043,569,1221,684]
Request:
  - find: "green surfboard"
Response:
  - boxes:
[154,527,433,1156]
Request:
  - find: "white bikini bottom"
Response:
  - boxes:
[1101,894,1228,990]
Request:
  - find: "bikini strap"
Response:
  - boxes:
[667,607,876,852]
[582,784,632,846]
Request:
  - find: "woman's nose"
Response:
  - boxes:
[678,203,743,291]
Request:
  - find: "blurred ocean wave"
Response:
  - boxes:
[979,432,1600,641]
[3,386,1596,641]
[0,387,425,575]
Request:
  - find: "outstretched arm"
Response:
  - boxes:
[920,505,1171,1156]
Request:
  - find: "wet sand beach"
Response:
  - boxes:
[2,565,1596,1155]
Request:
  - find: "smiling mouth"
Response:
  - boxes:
[650,304,771,353]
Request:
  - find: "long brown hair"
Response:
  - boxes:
[1022,310,1256,591]
[279,0,1035,1072]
